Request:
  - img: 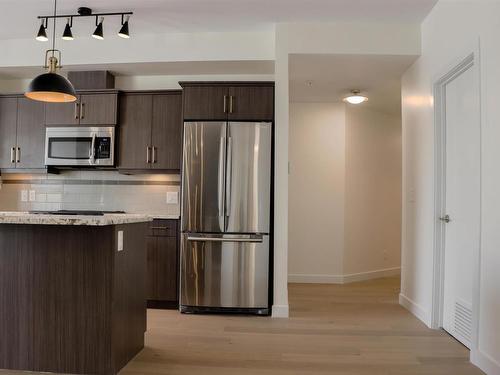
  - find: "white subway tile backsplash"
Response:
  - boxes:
[0,171,181,217]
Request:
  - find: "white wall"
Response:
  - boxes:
[401,1,500,373]
[288,102,401,284]
[344,106,402,277]
[288,102,346,281]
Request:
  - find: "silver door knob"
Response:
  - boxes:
[439,215,451,223]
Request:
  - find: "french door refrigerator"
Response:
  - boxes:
[180,121,272,315]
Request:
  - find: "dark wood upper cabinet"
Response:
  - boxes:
[79,93,117,125]
[45,91,118,126]
[228,85,274,121]
[182,85,228,121]
[180,82,275,121]
[118,91,182,171]
[0,97,18,169]
[16,98,46,169]
[45,98,80,125]
[151,94,183,170]
[117,93,153,170]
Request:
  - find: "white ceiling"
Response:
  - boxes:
[0,0,438,39]
[289,54,418,115]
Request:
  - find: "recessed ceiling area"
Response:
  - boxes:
[0,0,438,40]
[289,54,418,115]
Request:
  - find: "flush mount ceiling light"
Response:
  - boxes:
[92,17,104,40]
[62,18,74,40]
[35,6,133,41]
[36,19,48,41]
[343,90,368,105]
[25,0,77,103]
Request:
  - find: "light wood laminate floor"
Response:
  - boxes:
[1,277,484,375]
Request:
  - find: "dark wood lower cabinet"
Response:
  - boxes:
[147,219,179,309]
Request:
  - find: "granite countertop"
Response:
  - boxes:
[150,214,180,220]
[0,212,153,226]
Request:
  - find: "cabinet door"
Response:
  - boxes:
[79,93,117,125]
[45,97,80,125]
[0,97,18,169]
[151,94,183,170]
[183,85,228,120]
[117,94,152,169]
[155,236,178,302]
[228,86,274,121]
[16,98,46,169]
[146,236,178,302]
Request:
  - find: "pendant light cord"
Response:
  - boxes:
[51,0,57,56]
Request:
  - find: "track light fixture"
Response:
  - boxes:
[92,17,104,40]
[36,18,48,41]
[118,15,130,38]
[62,17,74,40]
[35,7,133,41]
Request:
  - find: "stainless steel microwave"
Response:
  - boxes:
[45,127,115,166]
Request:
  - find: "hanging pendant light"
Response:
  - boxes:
[36,19,48,41]
[92,17,104,40]
[62,17,74,40]
[25,0,77,103]
[118,15,130,38]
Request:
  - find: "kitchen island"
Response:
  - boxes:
[0,212,152,375]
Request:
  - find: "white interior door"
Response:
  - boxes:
[442,64,480,349]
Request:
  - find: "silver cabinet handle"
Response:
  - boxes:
[10,147,15,163]
[229,95,234,114]
[152,146,157,163]
[80,102,85,120]
[16,147,20,163]
[90,134,96,162]
[217,137,226,217]
[439,215,451,223]
[223,95,227,113]
[225,137,232,218]
[146,146,152,164]
[187,236,263,243]
[74,102,80,119]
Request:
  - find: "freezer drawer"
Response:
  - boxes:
[180,233,269,309]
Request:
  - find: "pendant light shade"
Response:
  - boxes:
[36,21,48,41]
[25,72,77,103]
[62,18,73,40]
[92,17,104,40]
[26,0,77,104]
[118,15,130,38]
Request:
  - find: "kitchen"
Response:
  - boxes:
[1,1,496,375]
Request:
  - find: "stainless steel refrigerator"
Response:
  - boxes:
[180,121,272,315]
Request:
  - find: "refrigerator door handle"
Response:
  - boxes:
[187,234,263,243]
[225,136,233,219]
[217,136,226,218]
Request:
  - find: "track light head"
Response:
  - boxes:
[92,17,104,40]
[62,18,73,40]
[36,20,48,41]
[118,15,130,38]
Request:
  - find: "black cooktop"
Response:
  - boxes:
[29,210,126,216]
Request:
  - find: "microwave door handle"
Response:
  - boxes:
[90,134,96,164]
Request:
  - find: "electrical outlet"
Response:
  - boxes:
[21,190,28,202]
[166,191,178,204]
[117,231,124,252]
[29,190,36,202]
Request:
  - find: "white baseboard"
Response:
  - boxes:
[343,267,401,283]
[272,304,289,318]
[471,349,500,375]
[399,293,431,327]
[288,267,401,284]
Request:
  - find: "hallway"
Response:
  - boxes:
[121,277,483,374]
